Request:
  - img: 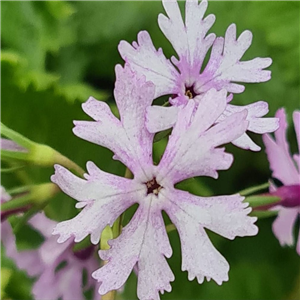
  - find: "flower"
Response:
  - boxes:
[118,0,278,151]
[1,189,99,300]
[263,109,300,255]
[51,65,257,300]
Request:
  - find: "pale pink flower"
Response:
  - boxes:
[51,65,257,300]
[1,190,99,300]
[118,0,278,151]
[263,109,300,255]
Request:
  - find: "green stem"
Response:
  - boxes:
[250,210,278,219]
[1,165,26,173]
[14,165,33,185]
[244,195,280,208]
[1,122,84,176]
[1,183,59,212]
[102,290,116,300]
[52,149,85,177]
[6,185,31,195]
[1,122,33,149]
[1,194,32,211]
[239,182,269,196]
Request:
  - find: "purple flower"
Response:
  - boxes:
[1,192,99,300]
[118,0,278,151]
[51,65,257,300]
[263,109,300,255]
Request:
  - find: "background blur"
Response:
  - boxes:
[1,1,299,299]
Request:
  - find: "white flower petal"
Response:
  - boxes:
[231,133,261,152]
[159,0,215,82]
[163,188,258,240]
[217,101,279,151]
[118,31,179,98]
[196,24,272,94]
[221,102,279,133]
[162,187,257,285]
[74,65,155,176]
[158,89,248,183]
[164,201,228,284]
[146,105,179,133]
[51,164,140,244]
[93,202,174,299]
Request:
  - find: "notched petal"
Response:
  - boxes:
[158,91,248,183]
[218,101,279,151]
[51,164,139,244]
[197,23,272,94]
[118,31,178,98]
[93,203,174,299]
[163,189,257,284]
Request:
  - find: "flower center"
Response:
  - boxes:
[185,85,197,99]
[145,177,163,196]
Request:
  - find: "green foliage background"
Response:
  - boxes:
[1,1,299,300]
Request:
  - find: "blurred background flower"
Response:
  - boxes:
[1,1,299,299]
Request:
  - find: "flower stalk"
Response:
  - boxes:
[239,182,269,196]
[1,183,59,220]
[1,122,85,177]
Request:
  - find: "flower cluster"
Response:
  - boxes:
[1,187,99,300]
[263,109,300,255]
[52,66,258,298]
[119,0,278,151]
[1,0,286,299]
[49,1,280,298]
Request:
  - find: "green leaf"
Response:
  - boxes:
[1,51,25,66]
[44,1,75,20]
[55,83,109,103]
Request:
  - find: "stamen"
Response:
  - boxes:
[185,85,197,99]
[185,90,193,99]
[145,177,163,196]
